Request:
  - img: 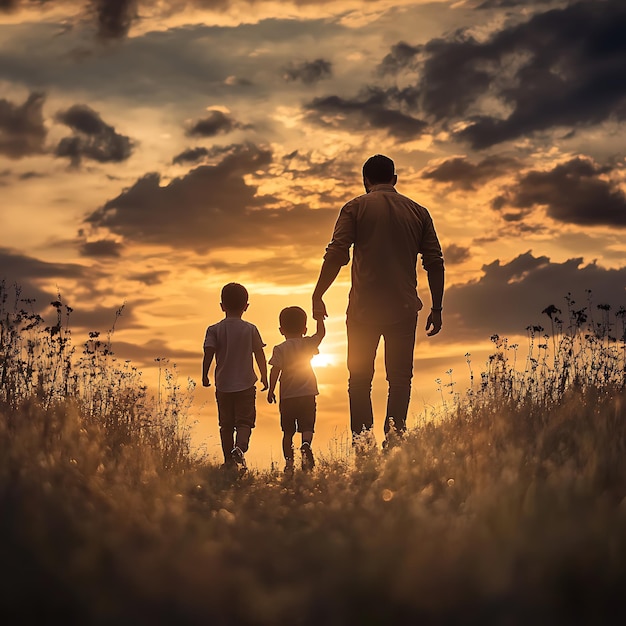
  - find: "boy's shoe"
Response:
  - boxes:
[284,457,294,475]
[300,442,314,471]
[231,446,247,471]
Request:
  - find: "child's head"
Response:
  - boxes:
[279,306,307,337]
[220,282,249,315]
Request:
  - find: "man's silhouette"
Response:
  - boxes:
[312,154,445,444]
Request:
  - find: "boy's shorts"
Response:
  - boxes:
[216,386,256,430]
[279,395,316,433]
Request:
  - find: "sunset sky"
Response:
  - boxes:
[1,0,625,467]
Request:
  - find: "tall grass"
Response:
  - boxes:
[1,282,625,625]
[0,280,194,469]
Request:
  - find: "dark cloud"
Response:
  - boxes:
[422,155,518,190]
[0,92,47,159]
[442,251,626,341]
[55,104,133,166]
[90,0,138,40]
[0,247,88,313]
[282,58,332,84]
[306,86,427,139]
[108,338,198,369]
[377,41,421,76]
[185,110,248,138]
[172,146,210,165]
[413,0,626,148]
[443,243,470,265]
[496,157,626,227]
[127,270,169,286]
[83,143,337,252]
[476,0,558,7]
[79,239,123,258]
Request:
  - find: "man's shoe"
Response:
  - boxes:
[231,446,247,471]
[300,442,314,471]
[284,457,295,475]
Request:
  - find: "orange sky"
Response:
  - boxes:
[1,0,625,467]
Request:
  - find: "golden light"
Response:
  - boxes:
[311,352,335,368]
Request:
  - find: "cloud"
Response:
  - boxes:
[423,0,626,148]
[306,86,427,138]
[108,338,198,368]
[443,243,470,265]
[0,247,88,313]
[282,58,332,84]
[185,109,248,138]
[79,239,124,258]
[172,146,210,165]
[443,251,626,342]
[55,104,134,166]
[422,155,519,190]
[0,92,47,159]
[495,157,626,227]
[90,0,138,40]
[83,143,337,252]
[377,41,421,76]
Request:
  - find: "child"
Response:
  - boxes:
[202,282,268,471]
[267,306,325,473]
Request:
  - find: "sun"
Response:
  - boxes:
[311,352,335,368]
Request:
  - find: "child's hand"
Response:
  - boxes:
[267,390,276,404]
[202,376,211,387]
[260,377,269,392]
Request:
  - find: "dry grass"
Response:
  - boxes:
[1,282,625,625]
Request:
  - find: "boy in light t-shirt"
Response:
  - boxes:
[267,306,325,473]
[202,283,268,471]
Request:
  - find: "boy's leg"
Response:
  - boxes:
[280,398,297,461]
[233,386,256,453]
[215,390,236,464]
[282,430,295,461]
[297,396,316,471]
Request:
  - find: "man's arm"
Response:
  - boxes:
[267,365,280,404]
[425,266,445,336]
[312,259,343,320]
[254,347,269,391]
[313,202,354,320]
[202,346,215,387]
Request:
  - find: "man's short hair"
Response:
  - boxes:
[279,306,307,334]
[221,282,248,312]
[363,154,395,184]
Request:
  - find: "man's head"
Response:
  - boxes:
[279,306,307,337]
[220,282,249,315]
[363,154,397,191]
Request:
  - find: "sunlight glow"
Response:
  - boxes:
[312,352,335,368]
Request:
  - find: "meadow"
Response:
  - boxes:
[1,281,625,625]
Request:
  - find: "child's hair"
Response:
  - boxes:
[221,282,248,312]
[279,306,307,335]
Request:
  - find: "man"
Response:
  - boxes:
[312,154,444,445]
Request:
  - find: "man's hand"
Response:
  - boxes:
[202,376,211,387]
[312,296,328,320]
[259,377,269,392]
[425,310,442,336]
[267,390,276,404]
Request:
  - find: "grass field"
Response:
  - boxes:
[1,282,625,625]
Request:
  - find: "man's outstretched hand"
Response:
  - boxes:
[425,310,442,336]
[312,296,328,321]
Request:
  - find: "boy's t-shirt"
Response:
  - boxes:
[204,318,265,393]
[269,336,319,400]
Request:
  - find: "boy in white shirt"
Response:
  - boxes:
[267,306,325,473]
[202,283,268,471]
